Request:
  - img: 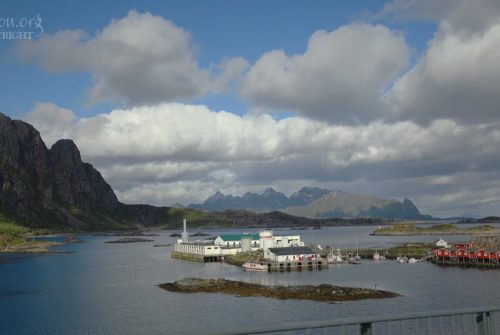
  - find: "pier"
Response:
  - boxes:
[431,234,500,269]
[171,251,222,263]
[431,257,500,268]
[258,259,328,272]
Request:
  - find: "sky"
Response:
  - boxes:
[1,0,500,218]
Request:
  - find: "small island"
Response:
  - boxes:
[371,223,499,236]
[105,237,154,243]
[159,278,399,303]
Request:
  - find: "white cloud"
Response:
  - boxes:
[388,20,500,124]
[14,10,246,105]
[22,102,76,146]
[22,102,500,215]
[375,0,500,37]
[240,23,409,124]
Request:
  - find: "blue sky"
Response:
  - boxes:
[2,0,500,217]
[1,0,436,117]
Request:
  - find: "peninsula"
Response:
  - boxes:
[0,222,62,253]
[371,223,499,236]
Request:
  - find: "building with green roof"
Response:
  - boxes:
[214,234,260,247]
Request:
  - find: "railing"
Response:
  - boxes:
[213,306,500,335]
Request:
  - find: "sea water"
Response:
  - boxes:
[1,226,499,334]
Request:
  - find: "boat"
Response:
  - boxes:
[327,248,345,264]
[354,238,361,261]
[397,256,408,263]
[242,262,268,272]
[373,251,386,260]
[347,258,362,265]
[397,256,418,263]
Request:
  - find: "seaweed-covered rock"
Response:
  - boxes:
[159,278,399,302]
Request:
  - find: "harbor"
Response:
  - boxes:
[172,219,330,271]
[171,219,500,272]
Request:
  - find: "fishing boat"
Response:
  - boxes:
[397,256,408,263]
[354,238,361,261]
[242,262,268,272]
[327,248,345,264]
[373,251,386,260]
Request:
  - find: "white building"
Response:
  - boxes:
[434,238,450,248]
[212,232,303,249]
[273,235,303,247]
[174,241,221,256]
[264,246,317,262]
[213,233,260,247]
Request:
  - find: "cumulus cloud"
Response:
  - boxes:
[14,10,247,105]
[375,0,500,37]
[22,102,76,146]
[22,102,500,215]
[386,5,500,125]
[240,23,409,124]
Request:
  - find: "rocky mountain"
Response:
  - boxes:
[0,113,178,229]
[189,187,292,211]
[288,186,331,206]
[284,190,429,219]
[191,187,430,220]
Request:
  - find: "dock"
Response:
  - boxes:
[171,251,222,263]
[258,259,328,272]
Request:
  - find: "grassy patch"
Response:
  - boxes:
[0,221,30,235]
[0,233,26,248]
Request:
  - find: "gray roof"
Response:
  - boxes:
[268,246,315,256]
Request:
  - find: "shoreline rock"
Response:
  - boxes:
[159,278,399,303]
[0,241,64,253]
[105,237,154,243]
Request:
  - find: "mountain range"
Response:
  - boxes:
[189,187,328,211]
[190,187,431,220]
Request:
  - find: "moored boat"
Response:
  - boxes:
[327,248,345,264]
[242,262,268,272]
[373,251,386,260]
[397,256,408,263]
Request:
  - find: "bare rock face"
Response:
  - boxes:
[0,113,52,212]
[49,139,118,212]
[0,113,118,228]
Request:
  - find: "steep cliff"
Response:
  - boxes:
[49,139,119,212]
[0,113,166,229]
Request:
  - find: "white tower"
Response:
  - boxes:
[181,218,189,242]
[259,229,274,251]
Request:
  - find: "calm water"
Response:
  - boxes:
[1,226,500,335]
